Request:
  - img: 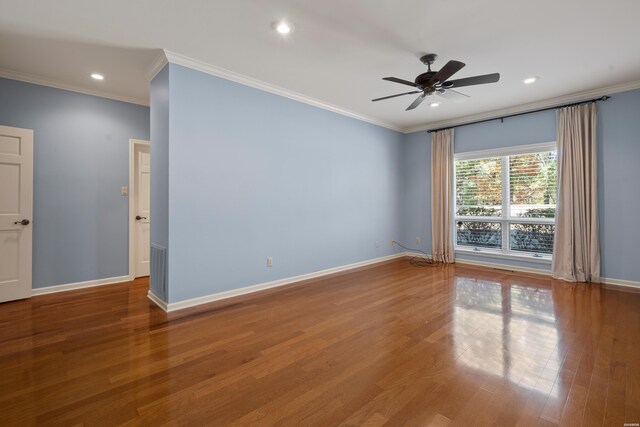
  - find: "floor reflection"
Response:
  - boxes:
[454,277,559,397]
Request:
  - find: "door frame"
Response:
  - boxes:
[128,139,150,280]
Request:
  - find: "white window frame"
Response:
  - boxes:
[453,142,557,263]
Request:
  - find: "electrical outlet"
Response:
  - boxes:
[121,186,128,196]
[416,237,421,245]
[375,241,379,248]
[390,240,395,246]
[267,257,273,267]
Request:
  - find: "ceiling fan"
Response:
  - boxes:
[372,53,500,111]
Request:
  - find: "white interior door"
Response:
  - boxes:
[0,125,33,302]
[135,144,150,277]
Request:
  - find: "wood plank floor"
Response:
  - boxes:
[1,259,639,426]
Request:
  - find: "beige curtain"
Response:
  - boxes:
[431,129,455,263]
[552,103,600,282]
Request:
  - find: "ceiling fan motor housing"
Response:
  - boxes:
[415,71,437,87]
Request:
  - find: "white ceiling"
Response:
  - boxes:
[1,0,639,132]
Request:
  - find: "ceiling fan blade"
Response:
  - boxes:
[383,77,421,88]
[372,91,422,102]
[443,73,500,89]
[427,60,465,87]
[438,88,469,103]
[406,92,427,111]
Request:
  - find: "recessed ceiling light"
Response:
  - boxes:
[523,76,538,84]
[91,73,104,81]
[429,102,440,108]
[277,23,290,34]
[273,21,294,34]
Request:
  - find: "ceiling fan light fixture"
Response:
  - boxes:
[523,76,538,84]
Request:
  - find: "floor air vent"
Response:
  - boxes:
[150,245,167,301]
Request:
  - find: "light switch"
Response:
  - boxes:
[121,186,128,196]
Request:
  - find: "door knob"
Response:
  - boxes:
[14,219,30,225]
[135,215,147,220]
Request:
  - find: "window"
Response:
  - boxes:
[454,142,557,259]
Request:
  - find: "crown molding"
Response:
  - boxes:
[150,50,640,134]
[145,50,169,81]
[403,79,640,134]
[161,50,403,132]
[0,68,149,106]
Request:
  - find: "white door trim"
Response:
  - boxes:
[128,139,150,280]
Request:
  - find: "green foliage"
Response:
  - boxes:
[509,152,557,206]
[520,207,555,218]
[456,152,557,214]
[457,220,555,254]
[456,221,501,248]
[510,224,554,254]
[455,157,502,209]
[457,206,500,217]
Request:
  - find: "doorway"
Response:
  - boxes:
[129,139,150,279]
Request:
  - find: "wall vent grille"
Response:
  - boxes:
[150,244,167,301]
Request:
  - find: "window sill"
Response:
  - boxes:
[455,248,552,264]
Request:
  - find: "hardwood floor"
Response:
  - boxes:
[1,259,639,426]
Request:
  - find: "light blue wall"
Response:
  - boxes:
[159,64,404,303]
[150,65,170,250]
[598,89,640,282]
[400,131,431,253]
[402,89,640,282]
[3,65,635,298]
[453,110,556,152]
[0,77,150,288]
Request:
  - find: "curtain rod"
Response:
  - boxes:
[427,95,610,133]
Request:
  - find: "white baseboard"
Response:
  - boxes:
[156,253,407,312]
[31,275,131,296]
[147,290,168,311]
[404,251,432,258]
[454,258,640,290]
[600,276,640,289]
[31,254,636,312]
